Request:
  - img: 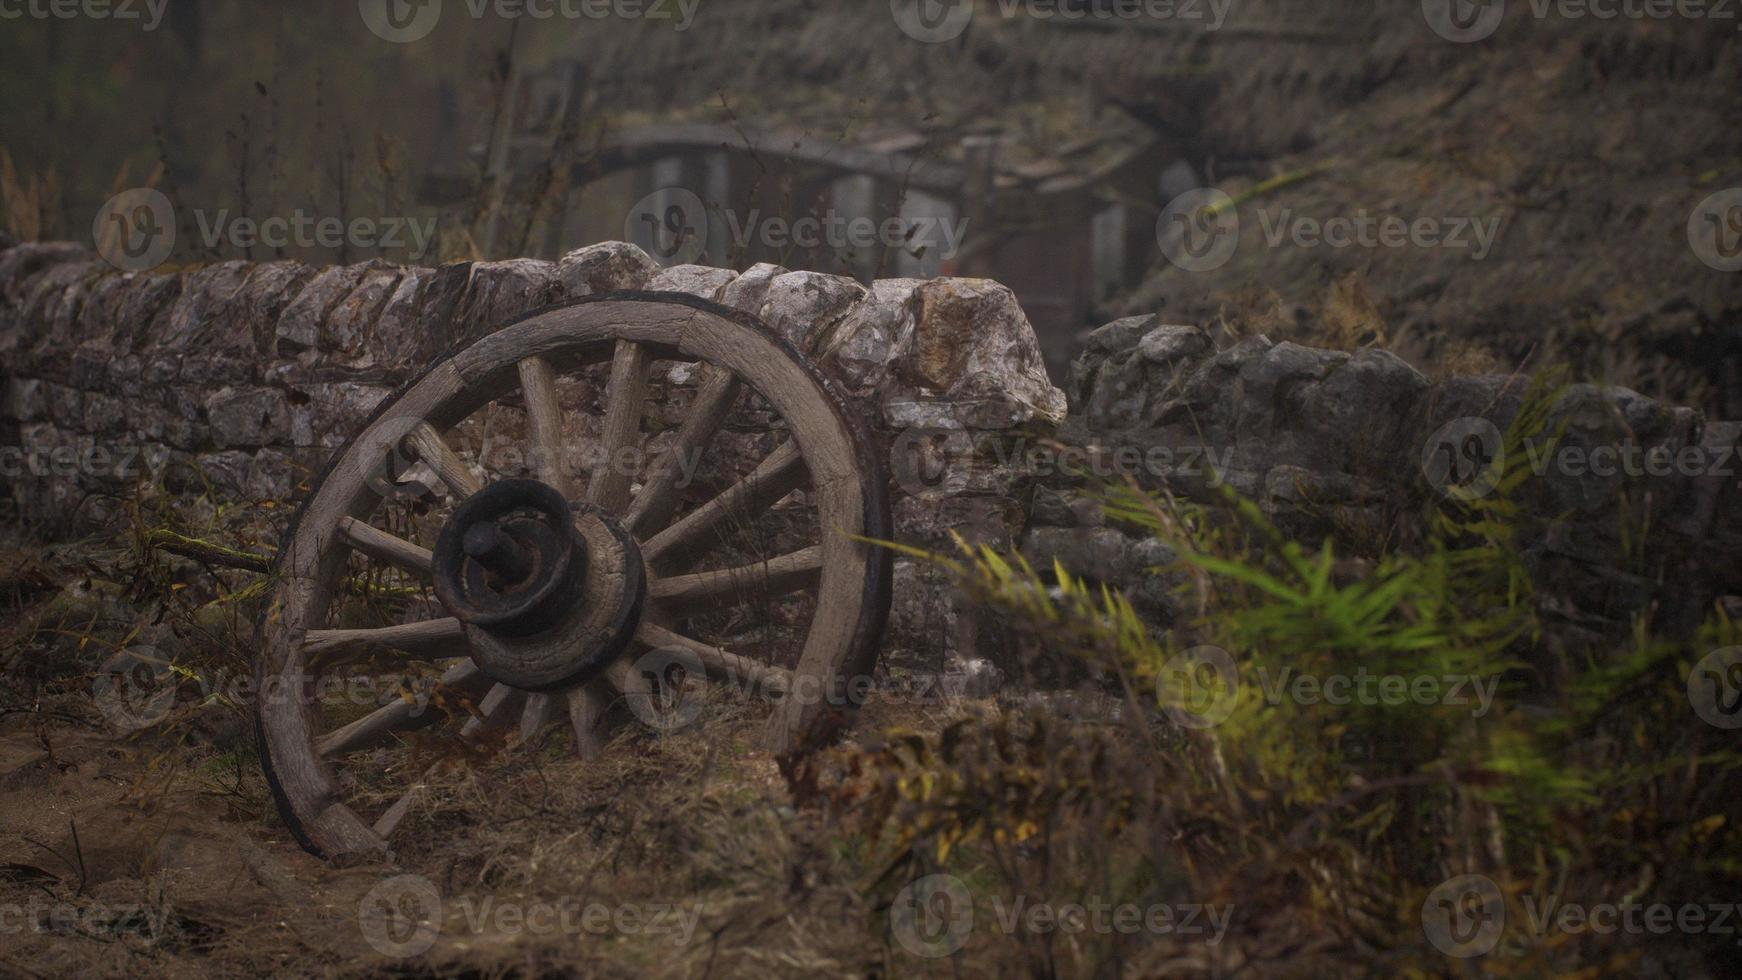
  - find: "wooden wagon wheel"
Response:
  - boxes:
[255,293,891,859]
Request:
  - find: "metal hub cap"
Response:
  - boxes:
[431,478,647,692]
[432,479,587,637]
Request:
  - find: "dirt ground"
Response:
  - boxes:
[0,677,904,976]
[0,517,1348,979]
[0,534,1004,978]
[0,705,871,977]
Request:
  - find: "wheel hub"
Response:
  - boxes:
[433,479,588,637]
[432,479,646,691]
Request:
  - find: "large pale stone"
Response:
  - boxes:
[647,263,737,299]
[717,262,787,313]
[820,277,1072,426]
[758,270,866,353]
[825,278,922,394]
[908,279,1066,427]
[558,241,659,296]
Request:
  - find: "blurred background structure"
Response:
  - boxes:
[3,0,1737,398]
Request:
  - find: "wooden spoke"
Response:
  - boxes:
[255,297,892,859]
[518,692,556,744]
[338,517,433,577]
[303,618,467,668]
[622,365,740,536]
[605,658,656,724]
[636,621,791,698]
[641,441,807,567]
[316,659,480,757]
[460,683,525,738]
[406,423,482,500]
[562,659,657,757]
[650,546,823,612]
[565,680,613,759]
[588,340,651,513]
[517,356,572,497]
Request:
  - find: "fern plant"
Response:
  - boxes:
[842,369,1742,970]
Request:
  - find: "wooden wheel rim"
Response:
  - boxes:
[255,292,892,859]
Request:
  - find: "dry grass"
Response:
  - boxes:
[0,430,983,977]
[0,557,979,978]
[0,147,61,243]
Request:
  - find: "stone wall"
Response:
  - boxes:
[1025,316,1742,645]
[0,240,1065,669]
[5,239,1736,675]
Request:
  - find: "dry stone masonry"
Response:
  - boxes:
[0,240,1062,668]
[3,240,1736,674]
[1047,315,1742,643]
